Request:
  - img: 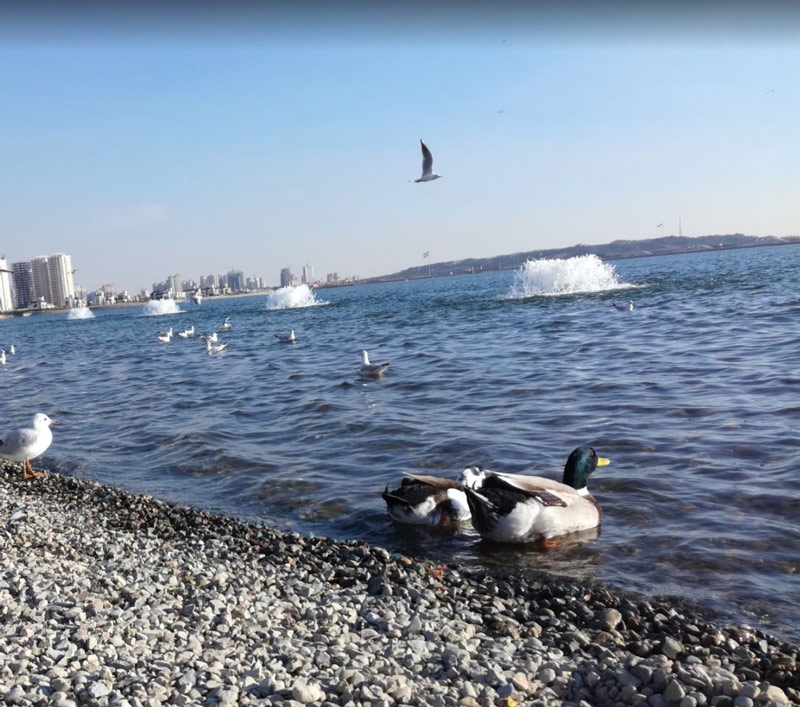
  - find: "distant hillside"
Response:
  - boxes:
[366,233,800,283]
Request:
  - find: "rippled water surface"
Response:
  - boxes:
[2,245,799,640]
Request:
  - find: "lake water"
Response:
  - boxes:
[2,245,798,641]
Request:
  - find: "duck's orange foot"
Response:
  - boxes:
[539,537,559,549]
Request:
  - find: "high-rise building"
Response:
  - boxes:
[47,253,75,306]
[302,263,314,285]
[31,256,52,304]
[0,259,13,312]
[226,270,245,291]
[280,268,294,288]
[11,262,34,308]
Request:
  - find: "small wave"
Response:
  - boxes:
[266,284,328,310]
[67,307,95,320]
[506,254,632,298]
[142,299,183,316]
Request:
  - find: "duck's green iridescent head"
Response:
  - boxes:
[562,446,610,490]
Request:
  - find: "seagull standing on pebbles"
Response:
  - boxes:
[414,140,441,183]
[0,413,57,479]
[359,350,390,377]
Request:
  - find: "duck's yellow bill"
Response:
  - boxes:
[597,457,610,467]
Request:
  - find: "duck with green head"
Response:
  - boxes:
[462,446,610,545]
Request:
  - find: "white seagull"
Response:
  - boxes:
[612,300,634,312]
[0,413,57,479]
[199,332,219,343]
[177,325,195,339]
[414,140,441,183]
[275,330,297,343]
[359,350,390,377]
[157,327,173,342]
[9,344,15,354]
[206,339,228,355]
[219,316,232,331]
[0,350,5,365]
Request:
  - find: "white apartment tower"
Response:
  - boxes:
[0,259,14,312]
[25,254,76,307]
[47,253,76,307]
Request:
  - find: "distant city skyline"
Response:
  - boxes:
[1,5,797,293]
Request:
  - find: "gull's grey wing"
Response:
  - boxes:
[420,140,433,176]
[0,428,38,454]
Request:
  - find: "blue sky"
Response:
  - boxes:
[1,4,797,291]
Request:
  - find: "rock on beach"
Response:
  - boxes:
[0,463,797,706]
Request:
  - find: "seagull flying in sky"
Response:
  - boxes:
[414,140,441,183]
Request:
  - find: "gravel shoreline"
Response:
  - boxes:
[1,464,797,707]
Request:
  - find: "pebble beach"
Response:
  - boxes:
[1,464,797,707]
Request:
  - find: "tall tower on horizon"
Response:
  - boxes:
[0,259,13,312]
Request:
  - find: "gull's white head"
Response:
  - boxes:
[33,413,57,428]
[361,350,370,364]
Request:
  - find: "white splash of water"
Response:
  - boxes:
[266,284,328,310]
[142,299,183,316]
[507,254,632,298]
[67,307,95,320]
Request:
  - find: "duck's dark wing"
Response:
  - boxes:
[383,481,438,508]
[420,140,433,175]
[481,473,567,507]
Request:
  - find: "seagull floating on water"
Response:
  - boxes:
[275,330,297,344]
[0,350,5,366]
[359,350,390,377]
[219,316,232,331]
[0,413,57,480]
[414,140,441,183]
[205,339,228,355]
[9,344,14,354]
[200,332,219,344]
[157,327,173,342]
[612,300,634,312]
[177,325,195,339]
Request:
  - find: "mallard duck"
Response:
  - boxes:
[383,473,471,526]
[359,350,389,377]
[462,446,610,545]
